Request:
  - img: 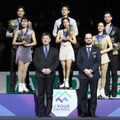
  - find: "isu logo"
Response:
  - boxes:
[53,91,71,103]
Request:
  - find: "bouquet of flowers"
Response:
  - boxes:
[63,25,73,46]
[65,25,73,37]
[9,20,18,29]
[93,41,105,50]
[17,31,29,42]
[112,40,120,51]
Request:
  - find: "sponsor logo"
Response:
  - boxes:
[54,91,71,103]
[52,90,77,116]
[52,91,72,111]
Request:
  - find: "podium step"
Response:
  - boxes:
[0,94,37,116]
[0,90,120,117]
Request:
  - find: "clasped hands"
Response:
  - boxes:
[85,69,93,78]
[22,41,28,46]
[43,68,51,75]
[62,36,71,42]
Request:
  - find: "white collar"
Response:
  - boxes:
[86,45,92,48]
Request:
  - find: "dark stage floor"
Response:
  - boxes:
[0,117,120,120]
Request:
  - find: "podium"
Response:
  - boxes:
[0,94,38,116]
[0,90,120,117]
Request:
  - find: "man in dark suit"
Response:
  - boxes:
[76,33,101,117]
[104,11,120,98]
[33,33,59,117]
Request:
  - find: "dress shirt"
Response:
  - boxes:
[42,45,51,73]
[52,17,78,37]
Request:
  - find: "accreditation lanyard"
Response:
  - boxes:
[21,28,28,35]
[17,18,21,25]
[63,29,65,37]
[97,33,104,44]
[104,24,113,35]
[17,18,22,30]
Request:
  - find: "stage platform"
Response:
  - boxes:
[0,116,120,120]
[0,90,120,117]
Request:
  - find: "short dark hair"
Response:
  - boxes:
[21,16,28,22]
[61,4,70,11]
[17,5,26,12]
[104,11,112,17]
[41,32,51,39]
[84,33,93,38]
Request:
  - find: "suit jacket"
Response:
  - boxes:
[104,25,120,54]
[105,25,120,43]
[33,46,59,79]
[76,46,101,79]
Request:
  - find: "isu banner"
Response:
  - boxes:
[0,71,120,95]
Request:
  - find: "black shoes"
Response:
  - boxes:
[90,113,98,117]
[9,88,15,92]
[28,88,33,93]
[37,114,52,117]
[46,114,51,117]
[55,82,61,89]
[80,113,88,117]
[80,113,97,117]
[37,115,43,117]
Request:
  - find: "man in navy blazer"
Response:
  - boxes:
[33,33,59,117]
[76,33,101,117]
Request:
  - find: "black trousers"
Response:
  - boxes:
[105,53,118,96]
[80,78,98,114]
[10,48,29,90]
[36,76,54,116]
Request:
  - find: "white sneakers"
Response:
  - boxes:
[59,83,65,88]
[97,89,101,98]
[101,88,106,98]
[59,78,65,88]
[22,83,29,92]
[59,78,69,89]
[65,78,69,88]
[18,83,29,93]
[19,83,23,92]
[97,88,106,99]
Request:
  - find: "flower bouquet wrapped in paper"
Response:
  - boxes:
[93,41,105,50]
[112,40,120,51]
[9,20,18,29]
[65,25,73,37]
[17,31,29,42]
[63,25,73,46]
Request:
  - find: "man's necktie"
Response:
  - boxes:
[87,47,91,58]
[45,47,48,58]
